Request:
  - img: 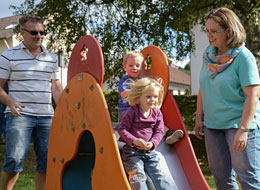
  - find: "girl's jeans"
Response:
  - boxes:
[121,145,177,190]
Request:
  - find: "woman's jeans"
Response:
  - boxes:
[204,127,260,190]
[121,145,177,190]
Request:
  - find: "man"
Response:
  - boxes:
[0,15,63,190]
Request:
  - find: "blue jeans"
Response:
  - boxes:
[0,103,7,138]
[121,145,176,190]
[0,113,6,138]
[204,127,260,190]
[2,113,52,173]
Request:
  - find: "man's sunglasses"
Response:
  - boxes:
[22,28,46,36]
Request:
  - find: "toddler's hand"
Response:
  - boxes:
[133,138,146,149]
[144,142,153,150]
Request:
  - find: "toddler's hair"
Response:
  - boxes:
[126,77,164,108]
[123,51,144,66]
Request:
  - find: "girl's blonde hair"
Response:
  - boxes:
[123,51,144,66]
[126,77,164,108]
[207,7,246,48]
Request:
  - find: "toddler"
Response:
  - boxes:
[118,77,177,190]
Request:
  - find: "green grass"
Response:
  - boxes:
[0,142,217,189]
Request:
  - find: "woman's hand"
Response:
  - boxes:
[195,119,204,140]
[233,129,248,152]
[195,88,204,140]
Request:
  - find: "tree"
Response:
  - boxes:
[181,62,190,75]
[11,0,260,88]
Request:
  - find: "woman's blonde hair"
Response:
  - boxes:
[207,7,246,48]
[123,51,144,66]
[126,77,164,108]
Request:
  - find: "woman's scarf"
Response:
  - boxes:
[203,44,244,79]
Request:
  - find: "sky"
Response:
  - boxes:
[0,0,26,18]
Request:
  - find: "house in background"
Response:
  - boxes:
[0,15,21,55]
[190,24,209,95]
[169,66,190,95]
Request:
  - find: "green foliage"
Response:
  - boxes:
[173,95,197,131]
[104,91,119,122]
[181,62,191,75]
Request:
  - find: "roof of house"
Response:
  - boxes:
[0,15,21,40]
[169,66,190,86]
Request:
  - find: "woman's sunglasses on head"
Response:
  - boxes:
[22,28,46,36]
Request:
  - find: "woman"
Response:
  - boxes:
[195,7,260,190]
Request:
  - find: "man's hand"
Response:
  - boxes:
[9,100,24,117]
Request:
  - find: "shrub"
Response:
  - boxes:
[104,91,119,122]
[173,95,197,131]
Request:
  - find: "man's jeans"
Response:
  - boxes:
[204,127,260,190]
[2,113,52,173]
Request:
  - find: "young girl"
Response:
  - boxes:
[118,77,176,190]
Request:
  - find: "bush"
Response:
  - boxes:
[173,95,197,131]
[104,91,119,122]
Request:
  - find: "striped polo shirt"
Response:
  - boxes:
[0,42,59,116]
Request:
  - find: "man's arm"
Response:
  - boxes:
[51,79,63,104]
[0,79,9,105]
